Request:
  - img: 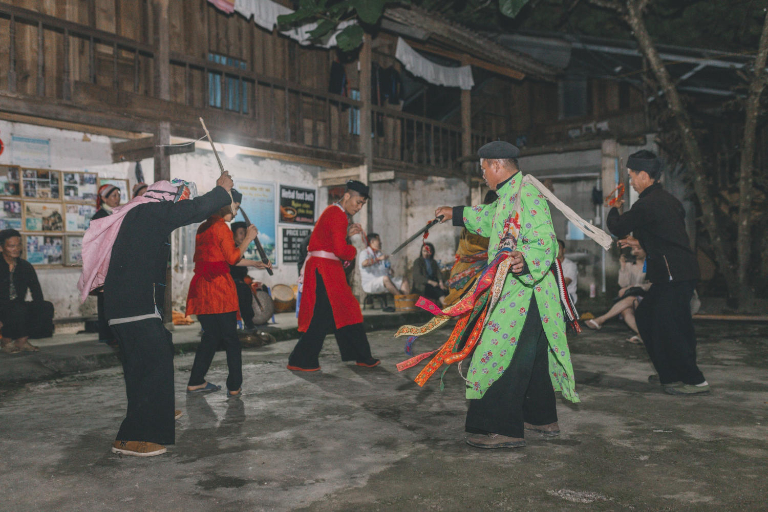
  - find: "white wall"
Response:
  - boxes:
[169,148,322,310]
[0,121,148,319]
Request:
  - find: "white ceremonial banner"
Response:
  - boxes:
[395,38,474,90]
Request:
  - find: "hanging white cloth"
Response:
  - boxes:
[395,37,474,90]
[232,0,355,48]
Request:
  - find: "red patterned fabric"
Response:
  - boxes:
[297,205,362,332]
[186,216,241,315]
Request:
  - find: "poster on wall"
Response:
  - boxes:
[0,200,22,230]
[65,236,83,265]
[97,178,130,205]
[62,172,98,202]
[237,180,276,266]
[279,185,316,225]
[25,235,63,265]
[25,202,63,232]
[281,227,312,264]
[0,165,21,196]
[65,204,97,232]
[11,135,50,168]
[22,169,60,199]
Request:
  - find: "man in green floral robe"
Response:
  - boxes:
[436,141,579,449]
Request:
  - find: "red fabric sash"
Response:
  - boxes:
[194,261,230,280]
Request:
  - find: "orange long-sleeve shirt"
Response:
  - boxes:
[186,215,241,316]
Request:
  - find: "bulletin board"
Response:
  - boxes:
[0,165,106,267]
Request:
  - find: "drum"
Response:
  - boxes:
[272,284,296,313]
[394,294,419,312]
[251,287,274,325]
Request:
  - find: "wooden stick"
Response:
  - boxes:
[199,117,272,276]
[198,117,235,215]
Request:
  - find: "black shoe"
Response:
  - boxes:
[382,306,396,313]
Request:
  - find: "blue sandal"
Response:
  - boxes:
[187,382,221,394]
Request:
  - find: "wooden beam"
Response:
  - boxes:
[370,170,396,182]
[359,33,373,233]
[405,39,525,81]
[112,135,195,163]
[153,0,170,101]
[317,165,365,181]
[0,111,147,139]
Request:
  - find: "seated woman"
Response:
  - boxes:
[411,242,447,306]
[0,229,55,353]
[585,243,650,343]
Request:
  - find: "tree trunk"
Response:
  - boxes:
[736,11,768,306]
[624,0,739,298]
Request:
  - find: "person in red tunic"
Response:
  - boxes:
[288,180,380,371]
[186,189,271,397]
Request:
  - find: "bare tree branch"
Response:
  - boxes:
[637,0,653,14]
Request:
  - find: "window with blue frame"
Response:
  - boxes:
[349,89,360,135]
[208,53,248,113]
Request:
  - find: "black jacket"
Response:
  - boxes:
[607,183,699,283]
[103,186,231,321]
[0,258,44,311]
[92,208,111,220]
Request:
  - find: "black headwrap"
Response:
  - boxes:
[230,221,247,234]
[231,188,243,204]
[627,151,661,180]
[345,180,369,199]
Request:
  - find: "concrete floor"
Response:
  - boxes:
[0,320,766,511]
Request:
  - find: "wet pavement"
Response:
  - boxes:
[1,320,766,511]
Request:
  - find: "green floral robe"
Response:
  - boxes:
[460,173,579,402]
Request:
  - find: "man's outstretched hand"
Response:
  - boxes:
[435,206,453,223]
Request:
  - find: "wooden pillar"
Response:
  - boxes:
[153,0,170,101]
[359,33,373,233]
[461,55,473,205]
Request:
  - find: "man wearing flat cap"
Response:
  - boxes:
[607,150,708,395]
[435,140,578,449]
[288,180,380,371]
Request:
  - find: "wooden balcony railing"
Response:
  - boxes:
[0,3,494,173]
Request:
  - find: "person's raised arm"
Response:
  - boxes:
[330,212,357,260]
[162,173,233,234]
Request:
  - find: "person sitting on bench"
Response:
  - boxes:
[358,233,410,300]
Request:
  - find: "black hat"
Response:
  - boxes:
[231,188,243,204]
[626,150,661,180]
[230,221,247,233]
[477,141,520,160]
[345,180,369,198]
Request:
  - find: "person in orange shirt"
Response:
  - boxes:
[185,189,271,397]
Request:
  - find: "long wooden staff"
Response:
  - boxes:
[199,117,272,276]
[239,208,274,276]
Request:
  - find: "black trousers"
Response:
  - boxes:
[0,300,54,340]
[636,280,705,385]
[111,318,175,445]
[234,280,255,328]
[188,311,242,392]
[465,299,558,439]
[97,291,112,341]
[288,271,374,369]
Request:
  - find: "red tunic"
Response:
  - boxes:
[298,204,363,332]
[186,215,242,315]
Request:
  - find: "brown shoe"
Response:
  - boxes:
[524,422,561,436]
[174,410,183,420]
[466,433,526,449]
[111,440,167,457]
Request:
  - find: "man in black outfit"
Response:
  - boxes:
[0,229,54,353]
[99,174,233,457]
[607,150,708,395]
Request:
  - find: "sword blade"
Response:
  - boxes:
[239,209,273,276]
[390,216,443,255]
